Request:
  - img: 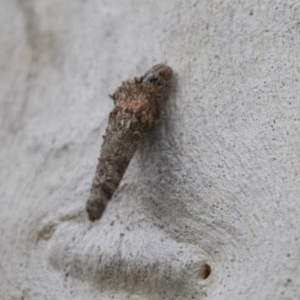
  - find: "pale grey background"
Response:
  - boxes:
[1,1,300,299]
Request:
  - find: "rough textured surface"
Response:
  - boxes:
[1,0,300,299]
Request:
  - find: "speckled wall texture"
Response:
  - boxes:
[1,1,300,299]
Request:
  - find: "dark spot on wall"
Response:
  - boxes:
[198,263,211,280]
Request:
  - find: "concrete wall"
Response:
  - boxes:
[1,1,300,299]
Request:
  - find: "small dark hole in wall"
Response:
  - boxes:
[198,263,211,280]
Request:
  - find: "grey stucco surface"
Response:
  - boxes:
[1,1,300,299]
